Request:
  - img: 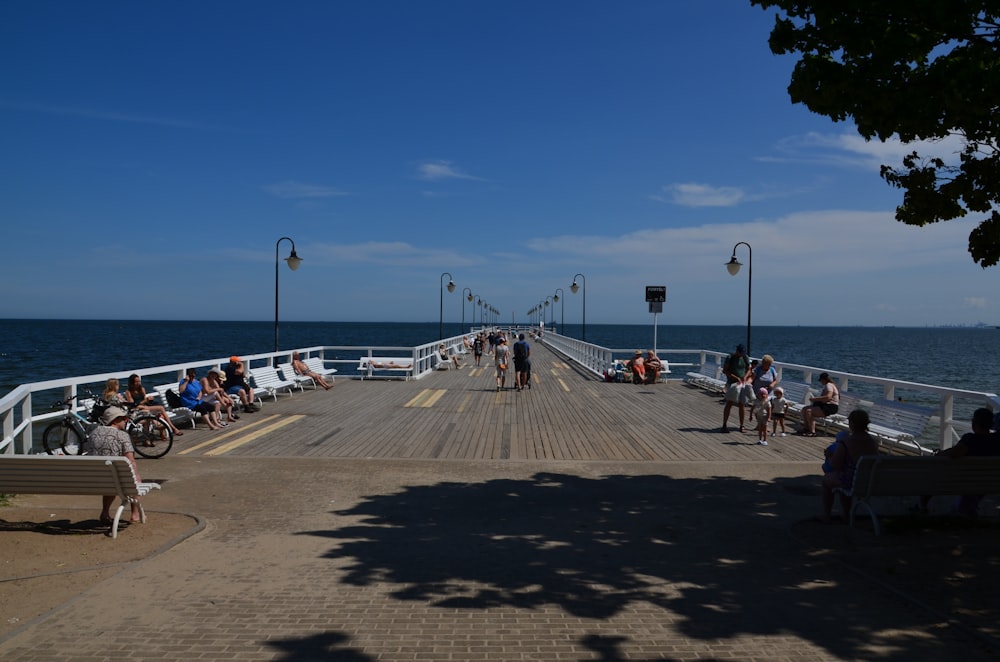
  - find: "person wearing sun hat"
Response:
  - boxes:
[83,406,143,525]
[223,355,258,412]
[627,350,646,384]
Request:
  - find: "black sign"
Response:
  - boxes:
[645,285,666,303]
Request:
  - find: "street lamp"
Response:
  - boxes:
[440,272,455,340]
[545,296,553,327]
[726,241,752,357]
[570,273,586,341]
[554,288,564,333]
[274,236,303,352]
[462,288,473,334]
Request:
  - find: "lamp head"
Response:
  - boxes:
[467,293,473,302]
[447,280,455,293]
[285,249,303,271]
[570,282,579,294]
[553,294,559,302]
[725,256,742,276]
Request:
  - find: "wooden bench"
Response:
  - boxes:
[0,455,161,539]
[835,455,1000,535]
[684,363,726,392]
[250,366,301,400]
[357,357,415,380]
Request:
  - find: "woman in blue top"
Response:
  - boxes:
[178,368,225,430]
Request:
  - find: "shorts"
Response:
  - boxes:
[513,358,528,371]
[773,413,785,420]
[820,403,839,416]
[226,385,244,396]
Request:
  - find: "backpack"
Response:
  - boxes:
[513,342,527,359]
[165,389,182,408]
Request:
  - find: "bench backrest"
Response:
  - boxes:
[303,357,327,372]
[867,400,934,436]
[251,366,291,385]
[699,364,722,380]
[853,455,1000,497]
[779,381,812,405]
[836,392,861,416]
[0,455,140,498]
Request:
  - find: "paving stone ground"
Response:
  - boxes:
[1,456,997,661]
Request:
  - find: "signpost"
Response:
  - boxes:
[645,286,666,354]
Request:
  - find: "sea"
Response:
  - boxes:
[1,319,997,406]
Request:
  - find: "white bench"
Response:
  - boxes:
[835,455,1000,535]
[152,385,198,428]
[250,366,300,400]
[357,357,414,380]
[862,400,935,455]
[277,363,317,390]
[777,381,813,417]
[684,363,726,392]
[818,392,863,433]
[0,455,161,539]
[434,351,455,370]
[303,357,338,381]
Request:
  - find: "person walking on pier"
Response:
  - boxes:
[494,336,510,392]
[512,333,531,391]
[721,344,750,433]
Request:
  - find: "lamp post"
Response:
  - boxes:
[462,288,473,334]
[725,241,752,357]
[570,273,586,341]
[440,272,455,340]
[274,237,303,352]
[553,288,564,333]
[476,297,483,328]
[545,296,554,327]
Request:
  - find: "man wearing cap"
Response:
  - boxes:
[722,344,750,433]
[224,356,258,412]
[83,406,143,525]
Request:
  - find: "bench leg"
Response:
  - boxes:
[111,502,126,539]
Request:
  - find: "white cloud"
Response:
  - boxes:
[0,100,218,130]
[654,182,746,207]
[765,131,969,171]
[264,181,350,199]
[416,160,483,182]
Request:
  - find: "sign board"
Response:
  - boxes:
[649,302,663,314]
[645,285,666,303]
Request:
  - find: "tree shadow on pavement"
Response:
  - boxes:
[300,471,998,660]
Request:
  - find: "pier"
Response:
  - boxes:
[1,341,998,660]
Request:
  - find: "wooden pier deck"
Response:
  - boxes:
[175,343,831,462]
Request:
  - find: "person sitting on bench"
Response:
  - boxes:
[915,408,1000,515]
[83,406,143,525]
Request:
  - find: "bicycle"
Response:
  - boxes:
[42,394,174,459]
[41,394,98,456]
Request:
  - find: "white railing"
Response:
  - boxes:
[542,332,998,450]
[0,336,477,456]
[4,333,995,454]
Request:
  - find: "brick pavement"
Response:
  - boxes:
[0,457,997,661]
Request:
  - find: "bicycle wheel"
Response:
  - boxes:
[42,420,86,455]
[129,415,173,459]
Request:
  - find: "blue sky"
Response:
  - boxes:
[2,1,996,328]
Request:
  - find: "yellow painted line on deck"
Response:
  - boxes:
[558,378,570,392]
[457,393,473,413]
[177,415,282,455]
[205,415,306,456]
[404,389,447,408]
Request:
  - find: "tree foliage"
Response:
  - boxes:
[751,0,1000,267]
